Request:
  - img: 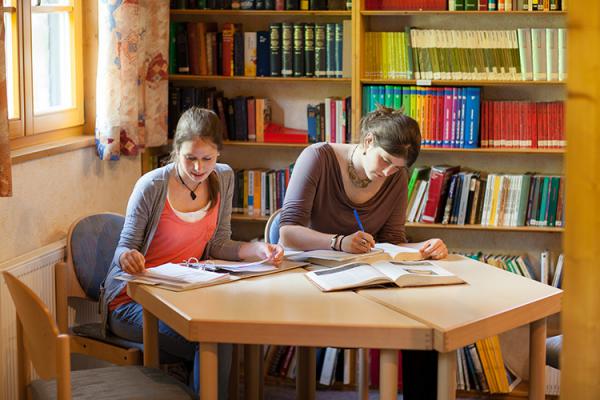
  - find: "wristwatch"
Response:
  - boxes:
[330,234,340,250]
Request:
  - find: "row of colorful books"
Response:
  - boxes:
[407,166,565,228]
[481,100,564,148]
[456,337,521,393]
[307,97,352,144]
[169,86,272,142]
[466,250,563,288]
[364,85,564,149]
[365,0,566,10]
[364,28,567,82]
[169,21,351,78]
[171,0,350,10]
[232,167,294,216]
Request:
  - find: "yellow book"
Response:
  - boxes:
[475,339,497,393]
[490,335,511,392]
[488,175,502,226]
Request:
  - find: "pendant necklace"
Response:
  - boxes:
[176,167,202,200]
[347,145,371,189]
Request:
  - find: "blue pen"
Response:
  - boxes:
[352,209,365,232]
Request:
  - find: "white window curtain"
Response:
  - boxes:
[95,1,169,160]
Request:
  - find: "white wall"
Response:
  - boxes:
[0,147,140,263]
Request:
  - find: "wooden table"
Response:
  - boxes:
[128,268,432,400]
[358,255,563,400]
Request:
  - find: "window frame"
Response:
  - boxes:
[5,0,84,142]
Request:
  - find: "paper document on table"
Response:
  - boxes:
[195,259,276,273]
[116,262,229,291]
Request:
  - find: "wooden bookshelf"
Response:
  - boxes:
[223,140,308,148]
[361,10,567,16]
[223,140,565,154]
[360,79,566,86]
[407,222,564,233]
[170,9,352,16]
[231,214,564,232]
[170,74,351,83]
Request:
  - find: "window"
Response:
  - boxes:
[3,0,83,140]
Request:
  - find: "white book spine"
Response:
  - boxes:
[546,28,559,81]
[540,250,550,284]
[531,28,547,81]
[558,28,567,81]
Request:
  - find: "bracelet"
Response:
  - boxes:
[330,234,340,250]
[338,235,347,251]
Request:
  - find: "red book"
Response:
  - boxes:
[330,98,337,143]
[197,22,208,76]
[221,23,236,77]
[421,165,460,223]
[530,102,537,148]
[264,123,308,144]
[187,22,200,75]
[369,349,403,390]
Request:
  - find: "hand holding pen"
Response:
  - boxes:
[340,209,375,254]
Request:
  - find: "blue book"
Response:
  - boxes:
[464,87,481,148]
[307,105,318,143]
[256,31,270,77]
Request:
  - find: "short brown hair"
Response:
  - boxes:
[359,105,421,167]
[171,107,223,210]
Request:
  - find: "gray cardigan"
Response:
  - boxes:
[100,163,243,336]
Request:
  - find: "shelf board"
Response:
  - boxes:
[170,9,352,16]
[232,214,564,232]
[170,74,351,83]
[224,140,308,148]
[361,10,566,16]
[421,147,565,154]
[222,141,565,154]
[407,222,564,233]
[232,213,270,222]
[361,78,565,86]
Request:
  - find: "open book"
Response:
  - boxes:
[305,260,465,292]
[117,259,308,291]
[288,242,424,267]
[117,263,229,291]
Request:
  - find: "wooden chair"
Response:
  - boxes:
[3,271,194,400]
[264,208,282,244]
[55,213,142,366]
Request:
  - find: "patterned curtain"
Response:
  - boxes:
[0,15,12,196]
[95,0,169,160]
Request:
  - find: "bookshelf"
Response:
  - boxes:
[142,2,567,397]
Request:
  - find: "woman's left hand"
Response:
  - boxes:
[419,238,448,260]
[255,243,285,266]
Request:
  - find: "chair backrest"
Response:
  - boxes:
[264,208,282,244]
[66,213,124,301]
[3,272,65,381]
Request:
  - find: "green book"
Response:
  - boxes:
[516,174,532,226]
[538,176,550,227]
[384,85,394,108]
[547,176,561,226]
[407,166,430,201]
[393,86,402,111]
[169,22,179,74]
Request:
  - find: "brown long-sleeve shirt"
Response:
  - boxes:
[280,143,408,244]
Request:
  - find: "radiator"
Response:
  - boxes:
[0,240,66,400]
